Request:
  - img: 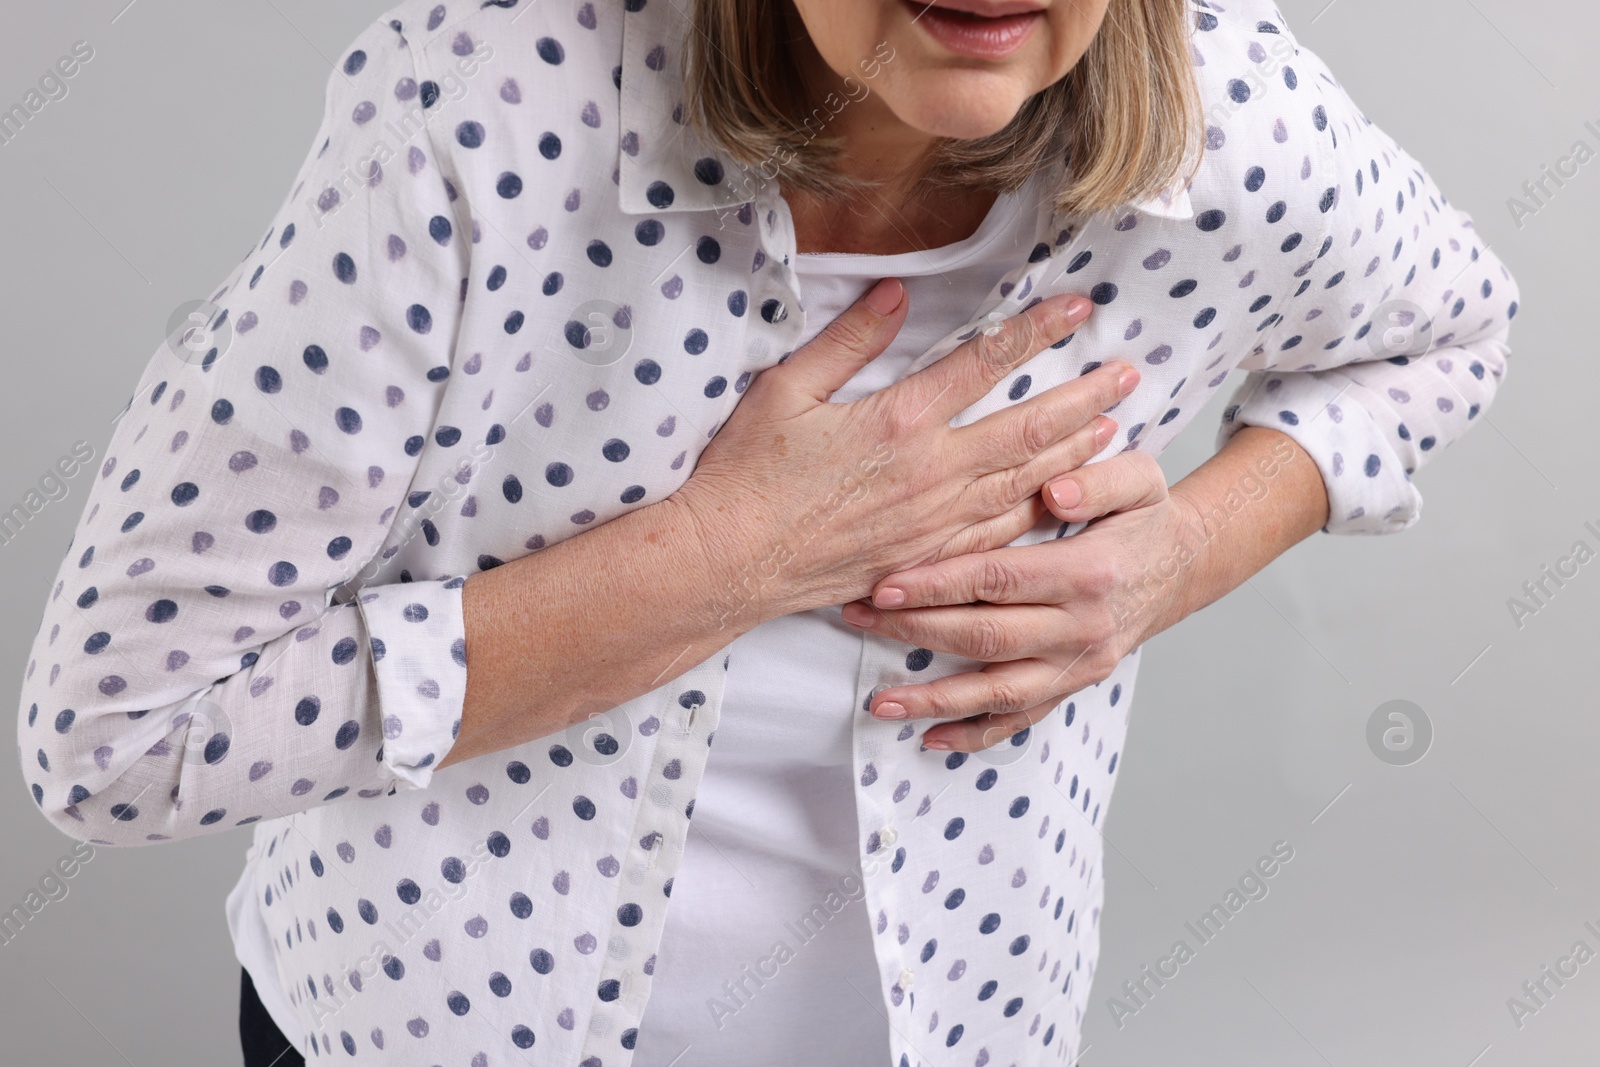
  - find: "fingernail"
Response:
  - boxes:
[874,701,908,719]
[1049,478,1082,509]
[1065,295,1091,324]
[1117,365,1139,393]
[841,602,877,627]
[1094,415,1116,445]
[921,738,951,751]
[865,277,903,315]
[873,587,906,608]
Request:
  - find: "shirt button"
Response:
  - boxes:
[898,967,915,988]
[878,825,898,850]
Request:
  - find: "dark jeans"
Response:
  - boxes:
[239,968,304,1067]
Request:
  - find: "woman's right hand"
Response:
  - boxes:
[668,276,1139,626]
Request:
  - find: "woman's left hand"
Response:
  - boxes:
[840,449,1202,753]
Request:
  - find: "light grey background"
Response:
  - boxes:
[1,0,1592,1063]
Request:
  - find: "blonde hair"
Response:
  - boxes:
[682,0,1204,221]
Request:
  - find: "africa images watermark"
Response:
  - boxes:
[307,38,496,230]
[1105,840,1296,1029]
[1203,24,1295,138]
[1505,118,1600,230]
[710,442,896,631]
[308,833,500,1030]
[0,439,97,548]
[0,841,97,948]
[709,39,897,217]
[1504,517,1600,630]
[1505,916,1600,1031]
[1112,434,1300,629]
[1366,698,1433,767]
[0,39,95,148]
[703,865,871,1030]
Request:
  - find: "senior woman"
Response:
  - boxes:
[17,0,1517,1063]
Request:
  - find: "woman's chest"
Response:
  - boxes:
[375,155,1307,582]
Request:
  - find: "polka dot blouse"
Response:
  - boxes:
[16,0,1518,1064]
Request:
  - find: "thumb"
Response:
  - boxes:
[777,277,908,404]
[1042,451,1169,523]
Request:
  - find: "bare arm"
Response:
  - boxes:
[1150,424,1331,645]
[444,494,731,768]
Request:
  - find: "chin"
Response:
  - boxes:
[884,75,1031,140]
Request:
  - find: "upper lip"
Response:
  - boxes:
[908,0,1047,17]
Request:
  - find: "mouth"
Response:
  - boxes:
[900,0,1046,59]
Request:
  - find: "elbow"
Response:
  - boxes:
[1465,249,1522,360]
[19,702,84,841]
[21,729,265,849]
[1496,251,1523,330]
[34,794,104,847]
[19,697,174,848]
[23,770,106,846]
[22,761,157,849]
[17,632,237,846]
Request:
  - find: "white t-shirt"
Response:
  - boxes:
[630,170,1047,1067]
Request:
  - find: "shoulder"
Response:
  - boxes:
[1188,0,1319,131]
[1196,0,1297,37]
[1180,1,1345,222]
[313,0,628,179]
[311,0,627,106]
[362,0,627,78]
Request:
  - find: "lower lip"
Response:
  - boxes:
[902,1,1044,59]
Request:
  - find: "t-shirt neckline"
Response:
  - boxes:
[794,169,1044,277]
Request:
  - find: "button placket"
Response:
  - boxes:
[835,173,1077,1063]
[637,828,665,871]
[852,626,930,1045]
[578,653,730,1067]
[750,181,805,358]
[679,693,701,735]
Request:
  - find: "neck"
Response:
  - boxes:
[784,25,1000,255]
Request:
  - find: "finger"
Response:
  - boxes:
[871,540,1110,609]
[959,360,1137,478]
[865,656,1072,725]
[890,292,1091,431]
[963,411,1115,521]
[773,276,908,404]
[929,492,1049,565]
[843,601,1064,662]
[922,691,1068,754]
[1042,449,1169,523]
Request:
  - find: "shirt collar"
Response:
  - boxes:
[1124,178,1195,220]
[616,1,749,216]
[616,2,1195,222]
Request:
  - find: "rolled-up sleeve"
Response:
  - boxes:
[1216,14,1521,535]
[16,18,473,845]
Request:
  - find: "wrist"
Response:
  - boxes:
[1159,482,1216,632]
[1158,426,1328,626]
[1110,484,1205,650]
[654,486,805,633]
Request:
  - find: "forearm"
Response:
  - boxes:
[1135,425,1330,645]
[448,298,1129,767]
[444,496,755,768]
